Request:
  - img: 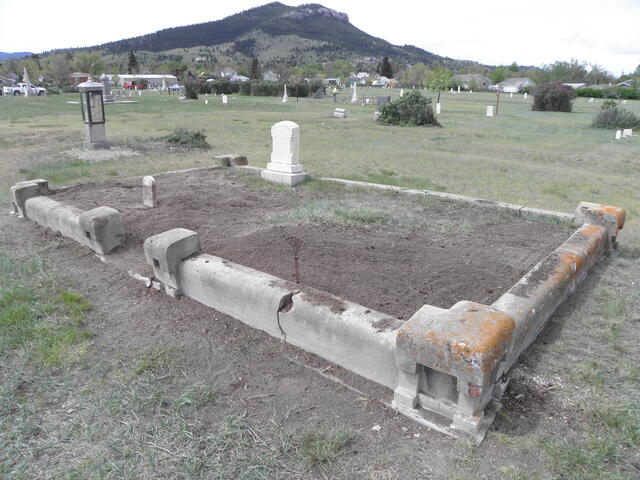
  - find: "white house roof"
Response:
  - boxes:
[497,77,535,87]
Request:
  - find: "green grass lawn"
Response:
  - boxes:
[1,89,638,479]
[1,89,638,238]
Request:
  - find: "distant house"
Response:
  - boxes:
[262,70,279,82]
[220,67,237,78]
[356,72,369,79]
[563,83,587,89]
[616,80,633,88]
[451,73,493,90]
[194,57,208,63]
[229,74,249,82]
[104,74,178,88]
[323,77,342,87]
[70,72,89,86]
[496,77,536,93]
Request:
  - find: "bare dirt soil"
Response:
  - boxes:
[50,168,574,319]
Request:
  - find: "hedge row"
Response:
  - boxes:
[198,81,324,97]
[575,87,640,100]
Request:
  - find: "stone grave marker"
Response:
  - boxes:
[623,128,633,137]
[486,105,494,117]
[524,92,528,99]
[261,121,307,186]
[222,95,228,104]
[334,108,347,118]
[436,102,441,114]
[142,176,157,207]
[615,130,622,140]
[589,97,594,102]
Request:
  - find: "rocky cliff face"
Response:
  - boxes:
[283,5,349,23]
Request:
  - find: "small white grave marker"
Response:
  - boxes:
[222,95,228,104]
[510,93,513,98]
[622,100,627,104]
[400,88,404,97]
[351,84,357,104]
[282,84,288,103]
[457,85,460,93]
[334,108,347,118]
[469,89,473,94]
[486,105,494,117]
[623,128,633,137]
[142,176,157,207]
[524,92,528,99]
[261,121,307,186]
[205,99,208,105]
[365,98,370,105]
[436,102,441,114]
[615,130,622,140]
[589,97,594,103]
[373,111,381,121]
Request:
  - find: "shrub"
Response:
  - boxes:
[206,81,241,95]
[592,101,640,129]
[532,82,577,112]
[164,128,210,149]
[184,78,199,99]
[377,91,440,127]
[576,87,640,100]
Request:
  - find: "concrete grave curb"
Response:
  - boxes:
[10,180,126,255]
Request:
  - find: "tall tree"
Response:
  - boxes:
[46,53,73,89]
[74,52,104,77]
[490,66,507,84]
[249,57,260,80]
[508,61,519,72]
[377,57,393,78]
[127,50,139,74]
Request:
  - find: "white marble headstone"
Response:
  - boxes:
[486,105,494,117]
[261,121,307,186]
[615,130,622,140]
[524,92,528,99]
[222,95,228,104]
[436,102,441,114]
[623,128,633,137]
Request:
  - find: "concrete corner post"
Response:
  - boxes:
[574,202,625,250]
[10,179,50,217]
[144,228,201,296]
[142,176,157,207]
[394,301,515,440]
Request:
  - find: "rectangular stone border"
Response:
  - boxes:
[10,169,626,443]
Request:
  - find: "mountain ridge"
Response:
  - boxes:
[46,2,486,71]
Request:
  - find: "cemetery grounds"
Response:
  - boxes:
[0,90,639,479]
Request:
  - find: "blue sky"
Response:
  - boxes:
[1,0,638,75]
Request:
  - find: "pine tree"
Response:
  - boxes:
[249,58,260,80]
[127,50,139,74]
[377,57,393,78]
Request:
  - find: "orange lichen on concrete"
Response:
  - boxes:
[592,205,626,230]
[411,306,515,378]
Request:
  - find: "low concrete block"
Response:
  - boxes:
[144,228,200,295]
[79,207,126,255]
[10,179,50,218]
[214,155,231,167]
[334,108,347,118]
[22,196,125,255]
[229,155,248,166]
[150,234,403,389]
[142,176,157,207]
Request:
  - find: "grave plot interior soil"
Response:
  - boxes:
[51,169,575,319]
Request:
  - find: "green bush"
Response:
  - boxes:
[164,128,210,149]
[532,82,576,112]
[206,81,241,95]
[184,78,199,99]
[576,87,640,100]
[377,91,440,127]
[592,101,640,129]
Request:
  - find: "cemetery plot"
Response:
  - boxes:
[50,168,574,320]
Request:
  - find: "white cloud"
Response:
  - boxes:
[0,0,638,74]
